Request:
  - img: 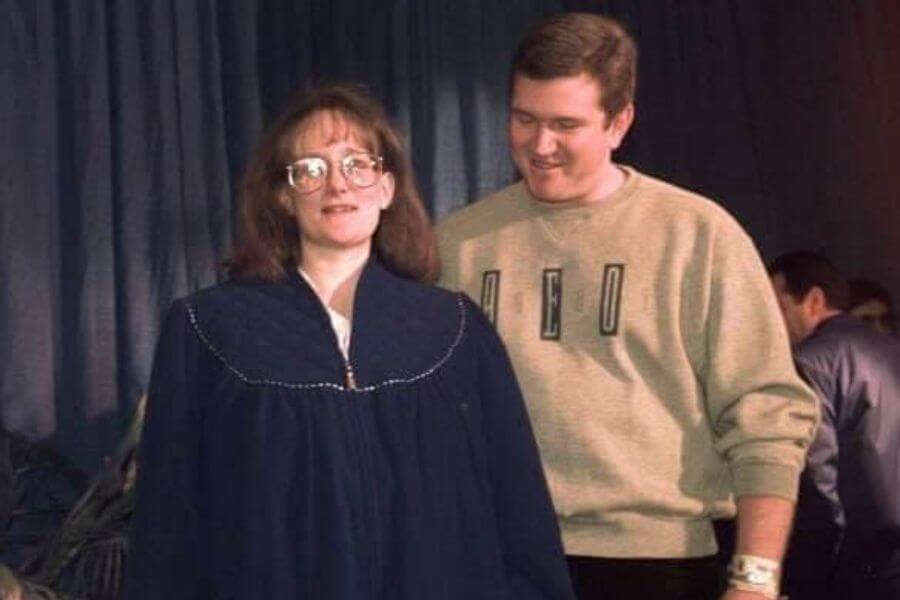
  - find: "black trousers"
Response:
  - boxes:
[833,550,900,600]
[567,555,726,600]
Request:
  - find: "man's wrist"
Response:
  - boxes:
[727,554,780,599]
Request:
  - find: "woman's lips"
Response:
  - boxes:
[321,204,358,214]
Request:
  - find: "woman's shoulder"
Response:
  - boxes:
[369,266,461,315]
[346,264,470,387]
[183,276,294,313]
[172,276,348,386]
[164,264,480,391]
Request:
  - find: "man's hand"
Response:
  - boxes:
[720,587,777,600]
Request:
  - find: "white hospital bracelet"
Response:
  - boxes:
[728,554,780,599]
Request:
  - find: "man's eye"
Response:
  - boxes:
[513,113,535,125]
[555,120,580,130]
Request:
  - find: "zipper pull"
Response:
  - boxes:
[344,361,357,390]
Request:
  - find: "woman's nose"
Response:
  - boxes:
[323,161,349,194]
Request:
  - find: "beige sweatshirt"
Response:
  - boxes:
[436,167,818,558]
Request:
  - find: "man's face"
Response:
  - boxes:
[771,273,816,345]
[508,73,632,205]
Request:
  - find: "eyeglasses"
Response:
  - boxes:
[285,153,384,194]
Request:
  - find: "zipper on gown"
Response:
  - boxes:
[344,359,357,390]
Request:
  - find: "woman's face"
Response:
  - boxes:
[850,299,894,334]
[281,110,394,259]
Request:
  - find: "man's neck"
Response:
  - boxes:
[557,162,627,206]
[805,309,844,341]
[818,309,843,325]
[591,162,627,202]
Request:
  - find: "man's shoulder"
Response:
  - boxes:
[435,181,531,245]
[629,168,737,227]
[801,314,900,365]
[797,316,900,408]
[795,325,843,371]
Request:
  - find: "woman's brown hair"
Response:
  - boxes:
[227,83,439,283]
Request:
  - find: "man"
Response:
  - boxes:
[847,277,897,335]
[436,13,819,600]
[769,252,900,599]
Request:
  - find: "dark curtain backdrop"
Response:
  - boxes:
[2,0,899,473]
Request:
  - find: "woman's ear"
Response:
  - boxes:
[279,189,296,216]
[379,172,396,210]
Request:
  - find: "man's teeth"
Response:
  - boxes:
[532,159,561,169]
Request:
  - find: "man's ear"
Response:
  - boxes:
[607,103,635,150]
[804,286,829,316]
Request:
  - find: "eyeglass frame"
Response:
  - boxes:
[284,153,385,194]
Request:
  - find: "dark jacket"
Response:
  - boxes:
[125,260,574,600]
[792,314,900,570]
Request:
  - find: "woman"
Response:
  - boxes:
[847,277,897,335]
[125,83,573,599]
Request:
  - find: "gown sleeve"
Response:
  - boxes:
[465,297,576,600]
[124,299,205,599]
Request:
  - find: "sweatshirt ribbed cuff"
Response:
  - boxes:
[731,461,800,501]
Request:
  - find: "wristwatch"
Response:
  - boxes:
[728,554,780,599]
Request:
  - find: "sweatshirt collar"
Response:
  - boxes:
[524,164,641,219]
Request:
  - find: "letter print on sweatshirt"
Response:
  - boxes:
[481,270,500,325]
[541,269,562,340]
[599,264,625,336]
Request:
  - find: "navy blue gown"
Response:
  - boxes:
[125,260,574,599]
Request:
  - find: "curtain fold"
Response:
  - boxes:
[1,0,898,473]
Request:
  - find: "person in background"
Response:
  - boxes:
[769,251,900,599]
[125,83,574,600]
[437,12,819,600]
[847,277,897,335]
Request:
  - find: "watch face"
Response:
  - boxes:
[731,555,778,594]
[747,572,769,584]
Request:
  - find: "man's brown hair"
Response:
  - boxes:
[511,13,637,120]
[767,251,850,311]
